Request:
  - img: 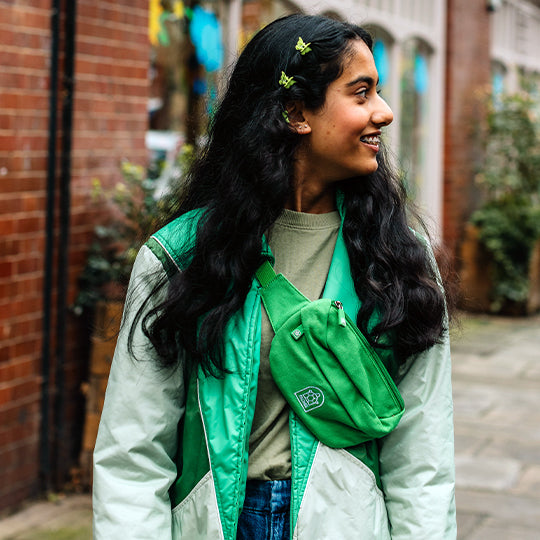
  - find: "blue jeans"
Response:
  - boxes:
[236,479,291,540]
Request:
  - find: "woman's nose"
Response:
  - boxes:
[372,96,393,127]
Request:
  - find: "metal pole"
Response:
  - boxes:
[53,0,77,486]
[40,0,61,494]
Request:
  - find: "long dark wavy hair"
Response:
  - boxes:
[132,14,447,376]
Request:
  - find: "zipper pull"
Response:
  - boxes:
[334,301,347,327]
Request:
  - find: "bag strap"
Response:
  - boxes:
[254,260,278,288]
[255,261,311,333]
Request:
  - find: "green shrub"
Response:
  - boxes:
[74,145,194,313]
[471,91,540,312]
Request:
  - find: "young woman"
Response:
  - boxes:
[93,14,456,540]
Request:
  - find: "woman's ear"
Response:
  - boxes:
[284,102,312,134]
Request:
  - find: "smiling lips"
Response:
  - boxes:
[360,134,381,149]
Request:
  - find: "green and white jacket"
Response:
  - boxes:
[93,210,456,539]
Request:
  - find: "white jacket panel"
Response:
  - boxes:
[93,246,185,539]
[294,444,391,539]
[379,332,456,539]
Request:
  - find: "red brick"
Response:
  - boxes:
[0,26,50,49]
[0,132,48,152]
[0,277,39,300]
[0,483,37,512]
[0,153,48,174]
[0,458,40,492]
[16,257,42,276]
[0,358,36,385]
[0,7,50,32]
[0,386,14,406]
[0,70,49,91]
[78,3,147,28]
[0,261,15,280]
[0,48,48,71]
[6,317,42,340]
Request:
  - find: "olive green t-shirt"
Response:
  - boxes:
[247,208,341,480]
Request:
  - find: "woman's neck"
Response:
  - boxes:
[285,188,336,214]
[288,159,338,214]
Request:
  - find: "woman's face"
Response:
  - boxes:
[300,39,394,183]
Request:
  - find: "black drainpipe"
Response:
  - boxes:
[40,0,61,493]
[41,0,77,491]
[53,0,77,486]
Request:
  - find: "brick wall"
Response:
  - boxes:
[0,0,53,510]
[443,0,491,261]
[0,0,148,511]
[64,0,148,483]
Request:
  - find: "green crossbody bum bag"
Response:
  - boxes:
[255,260,405,448]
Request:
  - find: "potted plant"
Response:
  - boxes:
[462,89,540,314]
[76,144,193,485]
[74,145,194,314]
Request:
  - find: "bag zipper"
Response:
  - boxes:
[331,300,403,409]
[332,300,347,327]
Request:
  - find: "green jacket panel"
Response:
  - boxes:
[196,284,261,540]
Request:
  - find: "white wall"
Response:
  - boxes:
[491,0,540,91]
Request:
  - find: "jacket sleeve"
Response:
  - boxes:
[379,236,456,539]
[378,332,456,539]
[93,245,185,540]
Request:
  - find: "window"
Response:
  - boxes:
[371,31,393,101]
[399,38,431,197]
[491,61,507,99]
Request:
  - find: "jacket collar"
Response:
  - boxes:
[259,192,360,320]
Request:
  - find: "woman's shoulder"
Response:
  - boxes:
[145,208,206,276]
[152,207,206,246]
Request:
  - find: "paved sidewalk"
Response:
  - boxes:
[0,312,538,539]
[452,313,540,539]
[0,494,91,540]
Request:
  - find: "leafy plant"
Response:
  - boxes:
[74,144,194,314]
[471,91,540,312]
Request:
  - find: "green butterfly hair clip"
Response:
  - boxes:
[295,37,312,55]
[279,71,296,89]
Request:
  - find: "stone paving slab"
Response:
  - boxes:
[513,464,540,498]
[480,436,540,467]
[466,521,540,540]
[0,495,92,539]
[456,489,540,530]
[455,455,521,491]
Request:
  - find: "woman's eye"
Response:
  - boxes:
[356,88,367,99]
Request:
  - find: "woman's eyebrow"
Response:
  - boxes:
[345,75,379,87]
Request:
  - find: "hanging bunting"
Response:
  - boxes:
[373,40,389,87]
[189,5,224,72]
[414,53,429,95]
[149,0,185,46]
[492,71,505,98]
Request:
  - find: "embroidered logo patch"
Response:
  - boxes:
[295,386,325,413]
